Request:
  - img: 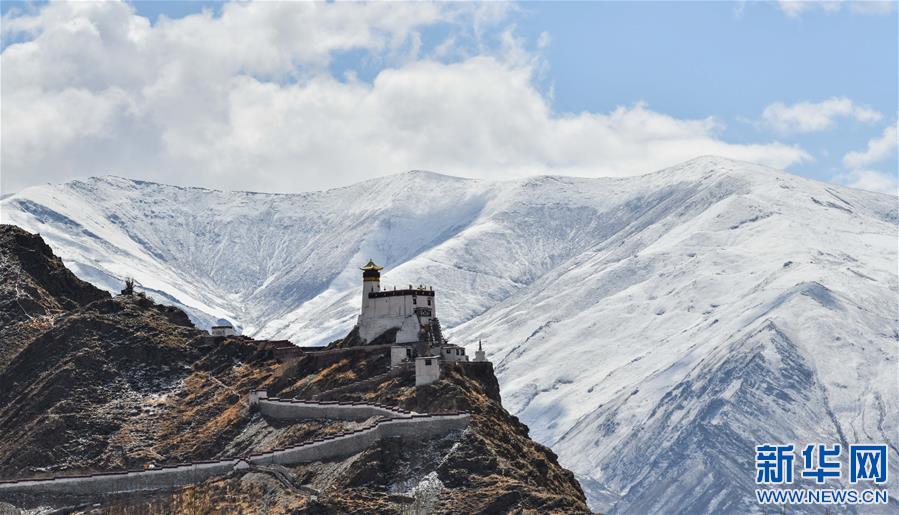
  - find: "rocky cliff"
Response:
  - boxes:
[0,224,589,513]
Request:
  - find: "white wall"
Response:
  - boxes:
[439,346,468,362]
[369,295,411,317]
[358,288,437,344]
[363,292,434,319]
[258,399,410,420]
[210,326,235,337]
[391,346,413,367]
[415,357,440,386]
[361,277,380,308]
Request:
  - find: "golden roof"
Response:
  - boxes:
[360,258,384,271]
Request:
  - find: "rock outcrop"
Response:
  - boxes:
[0,224,590,513]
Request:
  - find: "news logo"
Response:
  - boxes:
[850,445,888,484]
[754,443,889,506]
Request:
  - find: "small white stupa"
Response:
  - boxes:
[474,340,487,362]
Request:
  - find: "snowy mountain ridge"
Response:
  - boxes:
[2,156,896,513]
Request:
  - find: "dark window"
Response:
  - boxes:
[406,348,412,357]
[425,359,432,366]
[413,297,417,305]
[445,349,450,354]
[427,298,431,306]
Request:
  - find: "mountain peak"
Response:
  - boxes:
[2,158,895,513]
[400,169,476,183]
[644,155,799,187]
[667,154,766,172]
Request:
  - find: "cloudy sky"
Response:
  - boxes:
[1,0,896,195]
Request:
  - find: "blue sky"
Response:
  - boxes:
[514,1,897,182]
[1,1,896,194]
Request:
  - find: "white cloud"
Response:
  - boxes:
[777,1,895,17]
[835,169,897,195]
[843,121,898,168]
[2,0,810,194]
[761,97,882,134]
[777,1,842,17]
[847,1,898,15]
[537,31,552,49]
[835,120,898,195]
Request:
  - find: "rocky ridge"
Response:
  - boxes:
[0,224,589,513]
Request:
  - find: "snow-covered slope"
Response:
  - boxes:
[2,156,897,513]
[1,171,501,336]
[450,159,898,513]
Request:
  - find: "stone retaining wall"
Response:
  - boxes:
[0,459,239,497]
[299,344,393,357]
[246,413,469,467]
[0,409,467,499]
[259,397,413,420]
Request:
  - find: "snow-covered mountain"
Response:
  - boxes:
[2,156,897,513]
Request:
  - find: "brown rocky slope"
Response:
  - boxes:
[0,224,590,513]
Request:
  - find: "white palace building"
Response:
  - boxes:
[355,259,488,385]
[357,259,437,345]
